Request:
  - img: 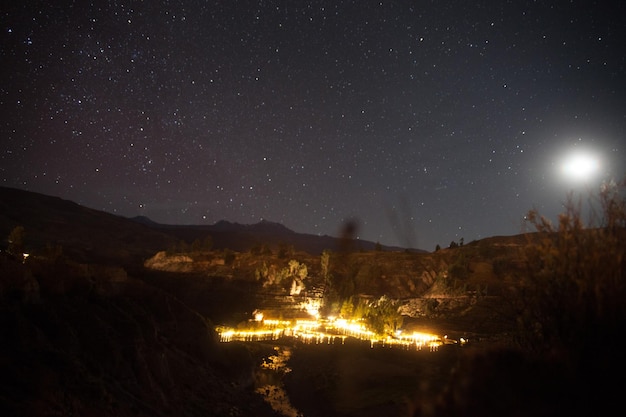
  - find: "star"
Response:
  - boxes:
[1,1,624,251]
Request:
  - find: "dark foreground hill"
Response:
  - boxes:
[0,250,279,417]
[0,187,178,265]
[0,188,282,416]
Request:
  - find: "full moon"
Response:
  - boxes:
[560,150,601,182]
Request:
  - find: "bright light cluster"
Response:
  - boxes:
[217,328,284,342]
[216,316,445,351]
[327,318,375,340]
[391,330,442,350]
[298,299,322,319]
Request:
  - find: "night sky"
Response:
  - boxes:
[2,1,625,251]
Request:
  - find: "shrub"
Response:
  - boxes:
[512,179,626,360]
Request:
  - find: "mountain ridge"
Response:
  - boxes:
[0,186,425,264]
[128,214,423,254]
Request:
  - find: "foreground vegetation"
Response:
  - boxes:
[412,179,626,416]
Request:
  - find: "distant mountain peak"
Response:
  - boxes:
[211,219,294,235]
[130,215,160,225]
[253,219,294,234]
[211,220,238,230]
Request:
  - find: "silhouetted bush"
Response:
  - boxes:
[514,179,626,358]
[414,180,626,417]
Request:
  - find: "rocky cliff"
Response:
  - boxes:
[142,239,527,333]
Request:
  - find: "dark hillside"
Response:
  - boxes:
[0,187,177,265]
[0,186,421,266]
[132,218,422,255]
[0,252,277,417]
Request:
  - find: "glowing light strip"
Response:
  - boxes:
[216,318,445,350]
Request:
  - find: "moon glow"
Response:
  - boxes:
[560,150,600,182]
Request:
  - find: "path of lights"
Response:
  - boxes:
[216,317,445,351]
